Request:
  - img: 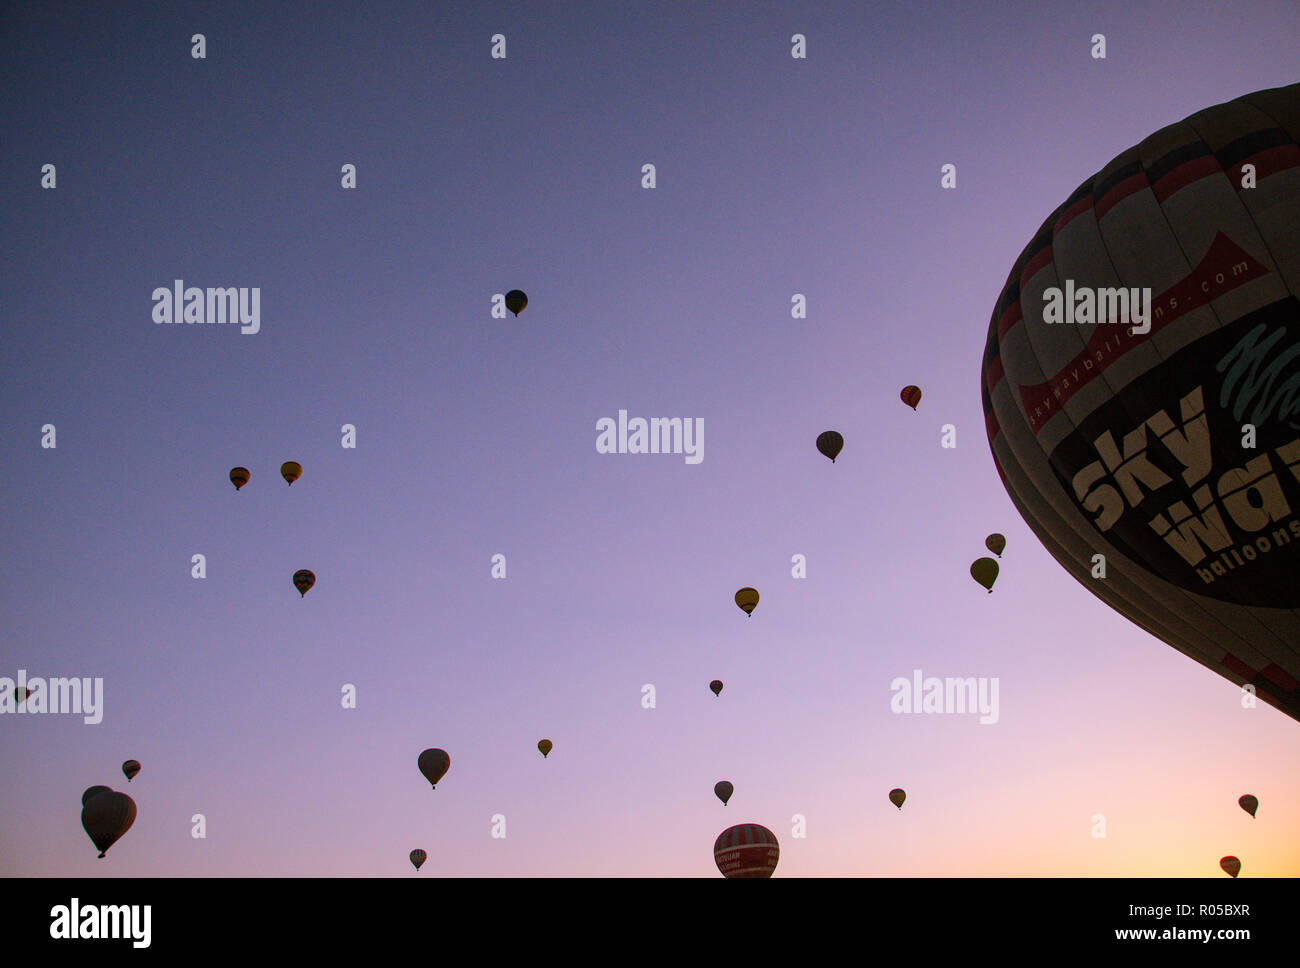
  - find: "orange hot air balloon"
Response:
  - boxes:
[714,823,779,878]
[714,781,734,805]
[229,467,250,490]
[410,849,427,871]
[816,431,844,463]
[985,533,1006,557]
[292,570,315,597]
[709,680,723,697]
[504,290,528,316]
[418,748,450,789]
[901,386,922,410]
[971,557,998,593]
[1220,856,1241,878]
[889,788,906,809]
[122,760,141,783]
[734,587,759,616]
[81,790,136,858]
[537,739,553,758]
[1238,795,1258,818]
[280,461,302,485]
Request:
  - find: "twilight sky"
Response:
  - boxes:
[1,0,1297,877]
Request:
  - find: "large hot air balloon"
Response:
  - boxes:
[981,83,1300,721]
[81,789,136,858]
[280,461,302,485]
[816,430,844,463]
[889,788,906,809]
[734,587,759,616]
[410,849,427,871]
[1238,794,1258,818]
[229,467,250,490]
[504,290,528,316]
[1220,855,1241,878]
[537,739,552,758]
[81,785,112,806]
[292,570,315,597]
[713,823,779,878]
[970,557,999,593]
[986,533,1006,557]
[709,679,723,697]
[714,781,734,805]
[122,760,140,783]
[418,748,450,789]
[901,386,922,410]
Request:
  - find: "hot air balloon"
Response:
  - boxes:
[417,748,450,789]
[714,823,779,878]
[816,430,844,463]
[985,533,1006,557]
[981,83,1300,721]
[122,760,140,783]
[1220,856,1241,878]
[292,570,315,597]
[889,788,906,809]
[971,557,999,593]
[280,461,302,485]
[504,290,528,316]
[229,467,250,490]
[714,781,734,805]
[537,739,552,758]
[1238,794,1258,818]
[709,680,723,697]
[81,785,112,806]
[81,789,136,858]
[901,386,922,410]
[410,849,427,871]
[734,587,759,616]
[14,686,29,703]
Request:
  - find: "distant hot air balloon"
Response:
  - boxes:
[292,570,315,597]
[709,680,723,697]
[816,431,844,463]
[714,781,734,805]
[418,748,450,789]
[971,557,999,593]
[981,83,1300,722]
[714,823,779,878]
[985,533,1006,557]
[538,739,553,758]
[734,587,759,616]
[81,789,136,858]
[1220,856,1241,878]
[504,290,528,316]
[280,461,302,486]
[1238,795,1258,818]
[81,785,112,806]
[122,760,141,783]
[14,686,30,703]
[901,386,922,410]
[889,788,906,810]
[410,849,427,871]
[229,467,250,490]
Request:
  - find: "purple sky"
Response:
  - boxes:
[2,0,1297,877]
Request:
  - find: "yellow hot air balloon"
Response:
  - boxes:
[889,788,906,809]
[734,587,759,616]
[970,557,998,593]
[714,781,734,805]
[1238,795,1258,818]
[504,290,528,316]
[292,570,315,597]
[985,533,1006,557]
[280,461,302,485]
[229,467,250,490]
[538,739,552,758]
[1220,856,1241,878]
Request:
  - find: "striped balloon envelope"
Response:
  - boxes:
[713,823,779,878]
[981,83,1300,721]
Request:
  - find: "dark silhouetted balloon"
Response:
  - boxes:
[292,570,315,597]
[230,467,250,490]
[735,587,759,616]
[985,533,1006,557]
[280,461,302,485]
[981,83,1300,721]
[81,785,112,806]
[714,823,779,878]
[1220,856,1241,878]
[14,687,30,703]
[418,749,450,789]
[537,739,552,758]
[714,781,734,805]
[889,788,906,809]
[504,290,528,316]
[410,849,427,871]
[122,760,140,783]
[901,386,922,410]
[816,431,844,463]
[1238,795,1258,818]
[81,790,136,858]
[971,557,999,593]
[709,680,723,697]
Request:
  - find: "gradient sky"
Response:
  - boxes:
[2,0,1297,877]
